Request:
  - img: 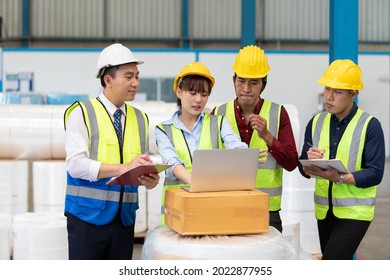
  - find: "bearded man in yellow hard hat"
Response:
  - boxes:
[212,45,299,233]
[298,59,385,259]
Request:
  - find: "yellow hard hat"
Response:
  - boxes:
[232,45,270,78]
[317,59,364,90]
[173,62,215,91]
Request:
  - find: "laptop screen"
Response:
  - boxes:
[184,148,259,192]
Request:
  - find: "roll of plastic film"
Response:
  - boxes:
[12,212,68,260]
[32,161,67,212]
[0,213,12,260]
[0,160,29,215]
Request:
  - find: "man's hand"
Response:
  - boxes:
[139,173,160,189]
[249,114,274,146]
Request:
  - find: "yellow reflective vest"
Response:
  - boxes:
[312,109,376,221]
[64,99,148,226]
[214,100,283,211]
[157,113,223,224]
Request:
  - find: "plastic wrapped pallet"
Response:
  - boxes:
[141,226,296,260]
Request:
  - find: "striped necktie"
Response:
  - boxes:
[113,109,123,147]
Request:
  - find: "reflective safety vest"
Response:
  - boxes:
[214,100,283,211]
[312,109,376,221]
[64,99,148,226]
[157,113,223,224]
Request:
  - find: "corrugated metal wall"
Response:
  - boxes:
[106,0,180,38]
[31,0,103,38]
[359,0,390,42]
[30,0,181,39]
[0,0,21,38]
[258,0,329,41]
[190,0,241,39]
[1,0,390,43]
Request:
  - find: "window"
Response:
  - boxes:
[137,77,176,102]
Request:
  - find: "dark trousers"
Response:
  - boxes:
[270,210,283,233]
[66,212,135,260]
[317,211,371,260]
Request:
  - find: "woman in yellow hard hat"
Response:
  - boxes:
[298,59,385,259]
[155,62,251,224]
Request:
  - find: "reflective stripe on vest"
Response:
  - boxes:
[67,185,138,203]
[81,99,147,161]
[157,114,222,224]
[214,100,283,211]
[158,113,222,187]
[312,109,376,221]
[63,99,148,225]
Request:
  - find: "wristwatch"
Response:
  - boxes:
[335,174,345,184]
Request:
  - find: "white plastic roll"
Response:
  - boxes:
[0,160,29,215]
[0,105,68,160]
[283,104,300,149]
[280,209,321,254]
[135,187,147,233]
[0,213,12,260]
[51,105,68,159]
[282,187,315,212]
[32,160,66,213]
[130,101,177,155]
[8,105,53,159]
[283,168,315,190]
[147,154,164,230]
[282,216,300,259]
[0,106,12,158]
[141,226,296,260]
[148,115,172,155]
[12,212,68,260]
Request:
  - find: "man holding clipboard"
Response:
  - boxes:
[298,60,385,260]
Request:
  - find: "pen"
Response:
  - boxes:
[308,142,324,157]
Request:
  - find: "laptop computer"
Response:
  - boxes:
[182,148,259,193]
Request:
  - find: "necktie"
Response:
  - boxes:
[113,109,123,147]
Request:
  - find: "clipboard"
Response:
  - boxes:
[106,164,172,186]
[299,159,348,174]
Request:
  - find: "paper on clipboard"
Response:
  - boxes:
[106,164,172,186]
[299,159,348,174]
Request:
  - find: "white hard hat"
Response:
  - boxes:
[96,43,144,78]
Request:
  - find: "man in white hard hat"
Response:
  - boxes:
[64,43,160,260]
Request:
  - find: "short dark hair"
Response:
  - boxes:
[100,66,119,87]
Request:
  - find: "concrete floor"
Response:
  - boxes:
[133,158,390,260]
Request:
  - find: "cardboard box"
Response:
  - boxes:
[164,188,269,235]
